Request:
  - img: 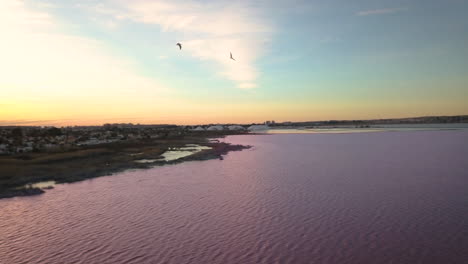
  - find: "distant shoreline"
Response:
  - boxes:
[2,121,467,199]
[1,115,467,128]
[0,132,250,199]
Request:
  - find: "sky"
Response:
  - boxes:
[1,0,467,126]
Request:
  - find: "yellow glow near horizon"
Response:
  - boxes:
[2,96,467,126]
[1,0,467,127]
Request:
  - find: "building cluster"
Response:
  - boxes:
[0,125,182,155]
[188,124,270,132]
[0,122,275,155]
[189,125,246,131]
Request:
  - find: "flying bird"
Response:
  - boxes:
[176,43,182,50]
[230,52,236,61]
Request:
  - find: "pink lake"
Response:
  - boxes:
[1,130,467,264]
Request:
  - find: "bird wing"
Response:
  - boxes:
[177,43,182,49]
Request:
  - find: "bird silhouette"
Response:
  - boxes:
[230,52,236,61]
[176,43,182,50]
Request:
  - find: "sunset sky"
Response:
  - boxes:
[1,0,467,125]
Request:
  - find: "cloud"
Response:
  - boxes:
[0,0,168,101]
[238,83,257,89]
[183,37,262,88]
[86,0,272,89]
[357,8,407,16]
[0,119,73,126]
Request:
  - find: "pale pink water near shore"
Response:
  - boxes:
[1,130,468,263]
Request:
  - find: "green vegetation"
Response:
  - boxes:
[0,132,249,199]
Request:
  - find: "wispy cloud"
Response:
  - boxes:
[0,0,168,99]
[0,119,63,126]
[86,0,272,89]
[357,8,407,16]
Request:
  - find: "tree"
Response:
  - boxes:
[11,127,23,138]
[11,128,23,145]
[46,127,63,137]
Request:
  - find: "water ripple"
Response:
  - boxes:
[1,131,468,263]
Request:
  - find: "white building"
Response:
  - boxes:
[247,125,269,131]
[228,125,245,131]
[192,126,205,131]
[78,138,117,146]
[0,144,8,154]
[206,125,224,131]
[16,146,33,153]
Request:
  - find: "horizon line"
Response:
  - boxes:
[1,114,467,127]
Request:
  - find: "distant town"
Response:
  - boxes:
[0,124,251,155]
[0,115,467,155]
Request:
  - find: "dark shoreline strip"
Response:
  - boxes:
[0,142,250,199]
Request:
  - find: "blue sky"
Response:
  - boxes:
[1,0,467,125]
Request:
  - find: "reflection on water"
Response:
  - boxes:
[265,123,468,134]
[265,128,381,134]
[134,159,160,163]
[161,144,211,161]
[18,181,56,190]
[1,131,468,264]
[133,144,212,163]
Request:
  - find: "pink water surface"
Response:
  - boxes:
[1,130,467,263]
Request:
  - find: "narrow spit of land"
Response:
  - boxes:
[0,131,250,199]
